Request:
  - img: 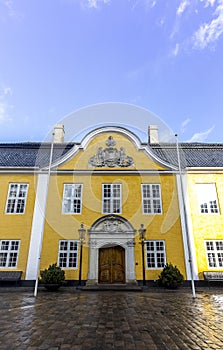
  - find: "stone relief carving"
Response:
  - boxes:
[127,239,135,247]
[90,216,126,233]
[103,219,123,232]
[88,136,134,168]
[89,215,136,235]
[89,239,97,247]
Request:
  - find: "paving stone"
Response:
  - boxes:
[0,289,223,349]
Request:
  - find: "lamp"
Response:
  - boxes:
[139,224,146,286]
[78,223,86,287]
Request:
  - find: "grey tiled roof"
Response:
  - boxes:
[0,143,74,168]
[0,142,222,168]
[150,143,223,168]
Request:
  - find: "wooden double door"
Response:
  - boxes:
[99,245,125,284]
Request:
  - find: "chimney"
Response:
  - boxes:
[53,124,65,143]
[148,125,159,144]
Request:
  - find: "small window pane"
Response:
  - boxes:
[206,241,223,268]
[102,184,122,214]
[146,241,166,269]
[197,184,219,214]
[58,240,78,268]
[6,184,28,214]
[0,240,20,268]
[142,184,162,214]
[62,184,82,214]
[1,241,9,250]
[0,253,7,267]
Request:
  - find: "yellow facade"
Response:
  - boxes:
[187,172,223,279]
[0,174,36,279]
[37,131,186,282]
[1,127,206,286]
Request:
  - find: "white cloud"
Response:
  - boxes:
[2,0,17,17]
[193,0,223,49]
[82,0,110,9]
[4,0,14,15]
[0,0,23,21]
[129,95,142,105]
[3,87,12,95]
[172,43,180,56]
[202,0,217,7]
[130,0,140,11]
[177,0,190,17]
[159,17,165,26]
[148,0,157,8]
[171,1,191,40]
[0,101,13,123]
[0,86,13,124]
[127,62,150,80]
[181,118,191,133]
[130,0,157,11]
[187,125,215,142]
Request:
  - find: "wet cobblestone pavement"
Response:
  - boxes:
[0,288,223,349]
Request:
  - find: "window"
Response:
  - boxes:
[62,184,83,214]
[146,240,166,269]
[196,184,219,214]
[102,184,122,214]
[5,183,28,214]
[205,240,223,268]
[0,240,20,267]
[58,241,78,268]
[142,184,162,214]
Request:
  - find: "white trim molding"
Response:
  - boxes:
[176,174,198,280]
[25,174,48,280]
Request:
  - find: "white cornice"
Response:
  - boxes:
[0,167,39,174]
[186,167,223,174]
[1,167,223,175]
[50,169,176,175]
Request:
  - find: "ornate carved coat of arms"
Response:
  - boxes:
[88,136,134,168]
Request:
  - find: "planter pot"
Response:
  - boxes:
[44,283,61,291]
[166,282,179,289]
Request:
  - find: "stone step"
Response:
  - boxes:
[81,284,142,292]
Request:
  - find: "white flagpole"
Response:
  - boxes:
[34,132,55,297]
[175,134,196,298]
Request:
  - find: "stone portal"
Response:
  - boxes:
[87,215,137,285]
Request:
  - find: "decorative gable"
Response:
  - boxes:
[88,136,134,168]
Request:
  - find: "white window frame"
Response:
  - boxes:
[62,184,83,214]
[196,183,219,214]
[205,240,223,269]
[5,183,29,214]
[146,240,166,269]
[58,240,78,269]
[141,184,162,214]
[0,240,20,268]
[102,183,122,214]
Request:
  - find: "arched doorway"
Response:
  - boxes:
[99,245,125,284]
[87,215,137,286]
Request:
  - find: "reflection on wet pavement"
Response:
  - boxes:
[0,290,223,349]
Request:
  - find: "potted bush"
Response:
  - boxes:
[158,263,184,289]
[40,263,65,291]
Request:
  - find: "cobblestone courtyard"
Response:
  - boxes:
[0,288,223,349]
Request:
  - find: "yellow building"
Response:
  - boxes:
[183,147,223,281]
[1,117,222,287]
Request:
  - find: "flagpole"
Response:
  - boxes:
[34,132,55,297]
[175,134,196,298]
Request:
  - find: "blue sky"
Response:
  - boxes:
[0,0,223,143]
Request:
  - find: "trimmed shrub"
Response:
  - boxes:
[158,263,184,288]
[40,263,65,285]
